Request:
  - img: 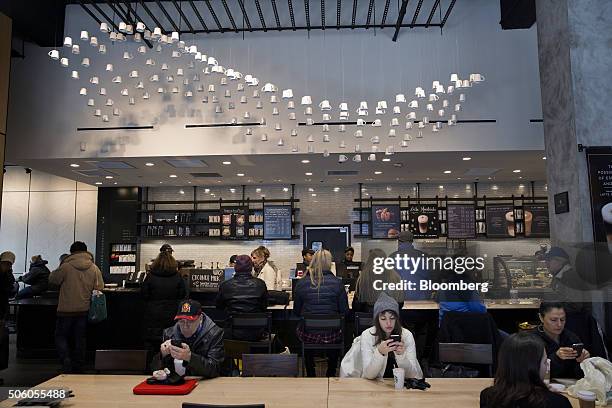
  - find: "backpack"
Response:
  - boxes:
[340,336,363,378]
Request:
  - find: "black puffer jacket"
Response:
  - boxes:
[216,271,268,315]
[141,267,187,336]
[21,260,50,294]
[294,271,349,317]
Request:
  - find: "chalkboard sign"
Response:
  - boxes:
[408,204,440,239]
[447,204,476,239]
[264,205,292,239]
[486,204,515,238]
[523,204,550,238]
[188,269,224,290]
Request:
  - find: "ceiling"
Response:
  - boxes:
[16,150,547,187]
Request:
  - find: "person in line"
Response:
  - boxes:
[216,255,268,341]
[390,231,431,301]
[533,301,589,379]
[480,332,572,408]
[294,249,349,377]
[228,255,237,268]
[15,255,50,299]
[0,252,15,324]
[59,254,69,265]
[151,299,224,378]
[141,245,187,365]
[48,241,104,373]
[251,246,281,291]
[352,249,404,314]
[360,292,422,380]
[437,269,486,325]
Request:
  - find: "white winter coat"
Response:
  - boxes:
[360,327,423,380]
[256,262,281,291]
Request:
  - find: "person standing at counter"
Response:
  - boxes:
[152,299,224,378]
[533,302,589,379]
[352,249,404,314]
[216,255,268,341]
[228,255,237,268]
[49,241,104,373]
[251,246,281,291]
[141,245,187,364]
[15,255,50,299]
[0,252,15,324]
[294,249,349,377]
[545,247,591,312]
[390,231,431,300]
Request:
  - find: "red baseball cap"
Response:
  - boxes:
[174,300,202,321]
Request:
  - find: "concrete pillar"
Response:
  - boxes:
[0,12,12,220]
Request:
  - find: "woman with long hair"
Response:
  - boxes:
[141,246,186,365]
[294,249,349,377]
[480,332,572,408]
[352,249,404,313]
[251,246,281,291]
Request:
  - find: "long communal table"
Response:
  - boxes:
[0,375,580,408]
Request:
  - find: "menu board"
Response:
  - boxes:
[371,205,400,239]
[221,207,249,240]
[486,204,515,238]
[408,204,440,239]
[447,204,476,239]
[264,205,292,240]
[587,148,612,253]
[188,268,224,290]
[523,204,550,238]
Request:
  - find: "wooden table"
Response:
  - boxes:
[1,375,580,408]
[268,299,540,310]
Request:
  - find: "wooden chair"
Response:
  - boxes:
[183,404,265,408]
[242,353,299,377]
[354,312,373,337]
[94,349,148,374]
[438,342,493,377]
[299,314,345,376]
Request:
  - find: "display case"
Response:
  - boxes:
[494,255,551,291]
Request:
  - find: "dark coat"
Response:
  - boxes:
[21,260,50,294]
[0,264,15,319]
[151,315,224,378]
[141,267,187,337]
[293,271,349,317]
[480,386,572,408]
[533,326,584,379]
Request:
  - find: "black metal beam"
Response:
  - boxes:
[106,1,129,23]
[288,0,296,30]
[365,0,375,28]
[172,0,194,33]
[411,0,424,27]
[392,0,409,41]
[138,0,165,31]
[351,0,358,28]
[165,23,441,34]
[254,0,267,31]
[155,0,179,31]
[271,0,282,29]
[236,0,253,31]
[321,0,325,30]
[425,0,440,27]
[221,0,239,32]
[89,1,120,31]
[302,0,309,31]
[79,2,102,25]
[336,0,341,29]
[380,0,391,27]
[441,0,457,26]
[193,0,212,32]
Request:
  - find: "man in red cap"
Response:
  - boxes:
[151,299,224,378]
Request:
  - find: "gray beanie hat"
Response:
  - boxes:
[373,292,400,319]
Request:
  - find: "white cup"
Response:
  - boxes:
[94,109,102,116]
[60,57,69,67]
[207,56,218,66]
[113,108,121,116]
[121,88,129,96]
[161,63,169,71]
[71,44,80,54]
[470,73,485,83]
[119,21,128,32]
[408,100,418,108]
[319,100,332,111]
[301,95,312,105]
[323,113,331,121]
[357,119,366,126]
[109,31,117,42]
[436,84,445,94]
[48,49,59,60]
[388,129,396,137]
[393,106,401,114]
[372,119,382,127]
[357,109,368,116]
[438,109,445,117]
[272,107,279,115]
[391,118,400,126]
[224,89,231,97]
[270,95,278,103]
[71,70,79,79]
[354,130,363,138]
[359,101,368,110]
[375,107,386,115]
[455,103,461,111]
[432,80,440,89]
[339,154,348,162]
[153,27,162,38]
[289,112,296,120]
[423,116,429,124]
[256,101,263,109]
[102,114,110,122]
[322,124,330,132]
[189,45,198,54]
[79,87,87,96]
[323,134,330,142]
[90,76,99,85]
[99,22,110,33]
[447,85,455,94]
[112,76,122,83]
[340,111,349,120]
[450,73,459,82]
[129,97,136,105]
[353,154,362,162]
[305,107,313,115]
[428,94,439,102]
[98,44,106,54]
[291,128,298,136]
[80,57,90,67]
[377,100,388,110]
[415,87,425,98]
[239,95,248,103]
[306,118,314,126]
[143,92,150,99]
[406,111,416,119]
[105,63,113,72]
[261,83,277,92]
[150,74,160,82]
[339,102,348,111]
[426,103,434,111]
[287,100,295,109]
[87,98,94,106]
[339,124,346,132]
[459,93,466,102]
[282,89,294,99]
[395,94,407,103]
[368,153,376,161]
[418,121,425,129]
[105,98,114,106]
[371,135,380,144]
[462,79,471,88]
[63,36,72,47]
[405,121,413,129]
[136,21,146,32]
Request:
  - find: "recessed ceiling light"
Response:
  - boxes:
[275,179,282,182]
[256,188,262,193]
[217,180,222,183]
[333,187,340,192]
[382,158,391,162]
[229,188,236,193]
[374,171,382,175]
[311,193,317,197]
[462,157,471,161]
[308,187,314,192]
[456,177,462,180]
[222,161,231,165]
[159,181,163,184]
[70,163,80,168]
[492,185,499,190]
[282,187,289,192]
[113,182,117,185]
[187,181,192,184]
[542,156,547,160]
[519,184,525,188]
[179,189,185,195]
[105,176,113,179]
[145,162,155,167]
[426,177,430,181]
[439,185,444,189]
[512,169,521,173]
[305,172,312,176]
[236,173,245,177]
[204,189,210,193]
[365,178,374,181]
[519,176,523,179]
[95,182,102,185]
[169,174,177,178]
[301,160,310,164]
[443,170,452,174]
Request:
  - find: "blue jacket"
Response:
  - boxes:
[438,292,486,325]
[293,271,349,317]
[390,242,431,300]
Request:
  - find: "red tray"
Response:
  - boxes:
[133,379,198,395]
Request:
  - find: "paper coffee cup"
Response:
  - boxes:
[417,214,429,234]
[524,211,533,236]
[602,202,612,254]
[577,390,596,408]
[393,367,405,390]
[505,211,515,237]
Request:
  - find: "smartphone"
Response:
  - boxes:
[571,343,584,355]
[170,339,183,348]
[390,334,401,344]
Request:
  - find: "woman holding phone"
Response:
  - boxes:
[534,301,589,379]
[360,292,422,380]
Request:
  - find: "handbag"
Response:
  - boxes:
[340,336,363,378]
[88,272,107,323]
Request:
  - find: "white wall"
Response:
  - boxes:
[0,167,98,274]
[6,0,543,162]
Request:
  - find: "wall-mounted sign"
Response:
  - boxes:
[554,191,569,214]
[587,148,612,253]
[447,204,476,239]
[371,205,400,239]
[408,204,440,239]
[221,207,249,240]
[264,205,292,240]
[523,204,550,238]
[486,204,515,238]
[188,268,224,290]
